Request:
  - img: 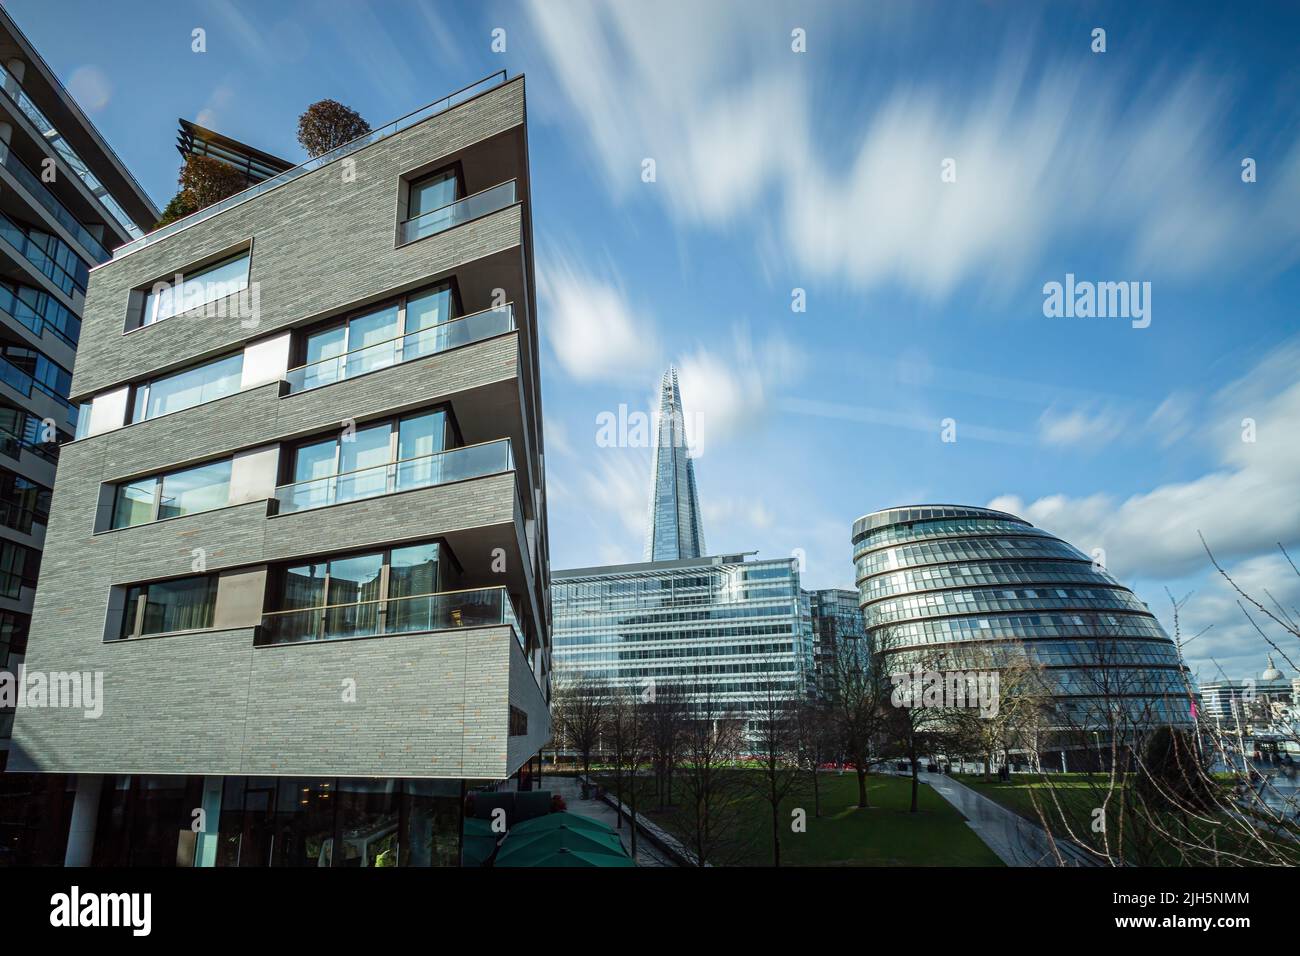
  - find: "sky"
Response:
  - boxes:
[10,0,1300,684]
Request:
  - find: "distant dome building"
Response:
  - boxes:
[852,504,1192,729]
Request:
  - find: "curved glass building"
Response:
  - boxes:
[853,504,1191,728]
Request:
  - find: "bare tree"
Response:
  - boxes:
[644,681,688,810]
[550,675,609,783]
[824,627,892,808]
[672,684,750,866]
[746,681,804,865]
[793,697,834,818]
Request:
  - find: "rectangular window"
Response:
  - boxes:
[111,458,233,529]
[131,353,243,422]
[118,574,217,639]
[137,250,251,328]
[407,168,461,220]
[509,706,528,737]
[263,542,447,645]
[288,282,459,392]
[278,407,455,512]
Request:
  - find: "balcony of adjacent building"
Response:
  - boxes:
[0,45,152,246]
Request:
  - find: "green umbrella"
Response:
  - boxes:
[496,827,628,866]
[498,845,635,867]
[510,812,617,836]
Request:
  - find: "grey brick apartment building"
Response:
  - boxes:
[9,72,552,867]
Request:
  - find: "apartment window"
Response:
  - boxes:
[0,466,51,533]
[131,352,243,422]
[278,407,458,512]
[509,706,528,737]
[135,250,251,329]
[407,167,462,220]
[118,574,218,640]
[0,540,39,599]
[262,541,448,645]
[111,458,233,529]
[289,282,459,391]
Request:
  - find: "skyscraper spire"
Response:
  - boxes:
[644,367,706,561]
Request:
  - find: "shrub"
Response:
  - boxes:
[297,99,371,159]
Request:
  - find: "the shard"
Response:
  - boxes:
[643,367,706,561]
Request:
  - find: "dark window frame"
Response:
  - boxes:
[116,573,219,641]
[277,403,464,488]
[127,244,254,332]
[405,162,466,221]
[288,279,464,369]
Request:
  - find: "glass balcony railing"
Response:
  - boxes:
[398,180,517,245]
[274,438,513,515]
[0,283,80,346]
[256,584,522,647]
[284,304,515,394]
[0,142,110,262]
[0,356,78,427]
[113,71,508,260]
[0,212,88,297]
[0,63,144,243]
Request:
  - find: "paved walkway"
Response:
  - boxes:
[545,775,673,866]
[917,771,1098,867]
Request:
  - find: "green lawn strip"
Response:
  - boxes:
[593,770,1003,866]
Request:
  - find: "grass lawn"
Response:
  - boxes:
[595,770,1003,867]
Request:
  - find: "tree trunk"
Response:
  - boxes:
[629,774,638,857]
[812,766,821,818]
[910,756,920,813]
[771,799,781,867]
[856,767,870,808]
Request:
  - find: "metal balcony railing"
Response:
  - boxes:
[0,283,80,346]
[274,438,514,515]
[284,304,515,394]
[256,584,523,647]
[112,71,509,260]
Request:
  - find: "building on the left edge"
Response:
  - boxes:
[0,8,158,865]
[9,70,551,867]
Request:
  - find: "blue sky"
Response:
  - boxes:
[12,0,1300,683]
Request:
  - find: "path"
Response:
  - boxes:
[546,775,674,866]
[918,771,1099,867]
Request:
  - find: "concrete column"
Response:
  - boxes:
[3,58,24,98]
[63,773,103,866]
[193,776,224,867]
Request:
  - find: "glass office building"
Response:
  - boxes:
[806,588,868,696]
[553,553,814,731]
[853,504,1192,728]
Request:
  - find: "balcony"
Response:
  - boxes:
[255,584,523,648]
[0,211,87,297]
[274,437,514,515]
[0,355,78,428]
[0,62,143,242]
[0,142,110,262]
[111,71,508,261]
[284,304,515,394]
[0,283,79,346]
[397,180,517,245]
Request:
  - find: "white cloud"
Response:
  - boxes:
[675,326,804,452]
[1037,403,1128,448]
[525,1,1300,298]
[991,339,1300,582]
[538,250,661,384]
